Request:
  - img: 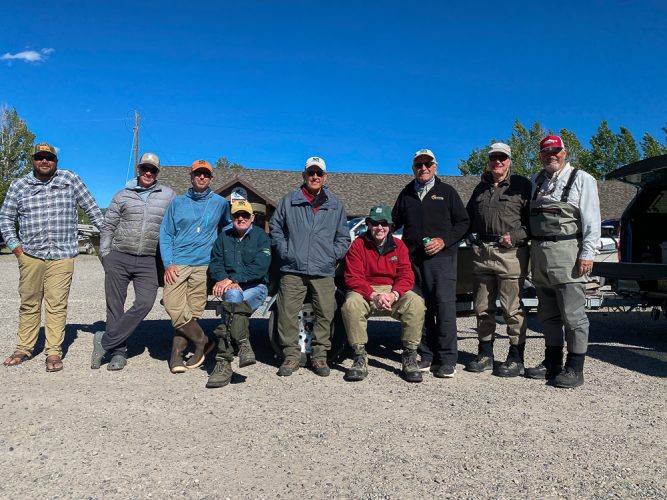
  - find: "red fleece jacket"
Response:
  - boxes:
[344,234,415,300]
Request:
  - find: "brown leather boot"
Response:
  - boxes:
[180,319,214,369]
[170,330,188,374]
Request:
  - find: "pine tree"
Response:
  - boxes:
[0,106,36,207]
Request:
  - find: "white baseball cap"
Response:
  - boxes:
[304,156,327,172]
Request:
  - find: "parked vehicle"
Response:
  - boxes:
[593,154,667,311]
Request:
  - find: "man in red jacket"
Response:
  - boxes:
[341,205,425,382]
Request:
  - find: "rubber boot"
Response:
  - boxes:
[224,301,255,367]
[169,329,188,374]
[180,319,214,369]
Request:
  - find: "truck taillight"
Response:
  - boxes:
[617,223,622,262]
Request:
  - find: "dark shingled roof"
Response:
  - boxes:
[158,166,637,220]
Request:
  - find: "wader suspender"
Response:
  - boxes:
[532,168,579,202]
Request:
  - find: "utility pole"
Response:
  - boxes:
[133,110,140,174]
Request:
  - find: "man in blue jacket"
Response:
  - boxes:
[159,160,231,373]
[91,152,175,371]
[269,156,350,377]
[206,200,271,388]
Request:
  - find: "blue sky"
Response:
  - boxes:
[1,0,665,207]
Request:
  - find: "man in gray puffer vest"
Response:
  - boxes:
[91,153,175,370]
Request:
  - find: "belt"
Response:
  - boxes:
[477,234,527,247]
[531,233,582,242]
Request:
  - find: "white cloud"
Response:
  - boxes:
[1,48,55,64]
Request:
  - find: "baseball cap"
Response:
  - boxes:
[138,152,160,170]
[191,159,213,173]
[231,200,253,215]
[33,143,57,158]
[366,205,393,225]
[304,156,327,172]
[540,135,566,151]
[488,142,512,158]
[413,149,436,162]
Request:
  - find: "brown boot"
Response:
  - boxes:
[180,319,214,369]
[170,330,188,374]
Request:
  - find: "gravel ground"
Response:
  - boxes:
[1,253,666,499]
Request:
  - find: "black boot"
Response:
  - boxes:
[525,346,563,380]
[465,340,494,373]
[169,329,188,374]
[496,344,525,378]
[553,352,585,388]
[180,319,214,369]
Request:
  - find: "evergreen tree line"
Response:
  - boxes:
[457,119,667,178]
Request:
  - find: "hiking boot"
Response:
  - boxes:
[90,331,107,369]
[277,358,300,377]
[434,364,457,378]
[526,346,563,380]
[107,353,127,371]
[553,367,584,388]
[401,349,423,383]
[465,356,493,373]
[237,339,256,368]
[206,359,233,388]
[311,358,331,377]
[525,362,547,379]
[344,351,368,382]
[496,360,524,378]
[180,319,214,369]
[169,330,188,374]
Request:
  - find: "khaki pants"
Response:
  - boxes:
[15,253,75,357]
[342,286,425,350]
[162,266,208,329]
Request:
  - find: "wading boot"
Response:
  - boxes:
[526,346,563,380]
[496,344,525,378]
[344,345,368,382]
[180,319,214,369]
[91,331,107,369]
[206,359,233,388]
[465,340,494,373]
[224,301,256,367]
[401,349,423,383]
[553,352,585,388]
[169,329,188,374]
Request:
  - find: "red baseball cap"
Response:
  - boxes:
[540,135,565,151]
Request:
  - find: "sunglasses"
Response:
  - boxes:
[489,154,509,162]
[541,147,563,155]
[306,169,325,177]
[139,166,158,174]
[232,212,252,219]
[34,155,57,162]
[192,170,212,178]
[368,220,390,228]
[413,161,435,168]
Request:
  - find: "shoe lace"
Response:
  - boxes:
[213,360,227,374]
[403,352,418,370]
[351,355,366,369]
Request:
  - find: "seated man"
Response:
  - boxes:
[206,200,271,388]
[341,205,426,383]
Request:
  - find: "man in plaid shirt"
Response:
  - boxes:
[0,143,103,372]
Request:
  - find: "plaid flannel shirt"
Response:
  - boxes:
[0,169,104,260]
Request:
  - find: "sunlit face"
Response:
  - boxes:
[137,165,159,188]
[367,219,390,245]
[487,153,511,180]
[539,147,567,174]
[32,154,58,179]
[412,155,437,183]
[190,169,212,192]
[232,211,254,234]
[302,167,327,194]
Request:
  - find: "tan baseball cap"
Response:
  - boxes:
[231,200,253,215]
[33,143,57,158]
[138,152,160,170]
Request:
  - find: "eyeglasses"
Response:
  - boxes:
[192,170,212,178]
[232,212,252,219]
[34,155,56,162]
[368,220,390,228]
[413,161,435,169]
[139,166,158,174]
[489,154,509,162]
[306,169,325,177]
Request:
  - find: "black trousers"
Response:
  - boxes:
[412,252,458,366]
[102,251,159,354]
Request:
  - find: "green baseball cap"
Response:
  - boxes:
[366,205,393,225]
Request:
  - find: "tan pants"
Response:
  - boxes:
[15,253,75,357]
[342,286,425,350]
[162,266,208,329]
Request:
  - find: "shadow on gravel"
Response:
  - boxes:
[31,322,104,358]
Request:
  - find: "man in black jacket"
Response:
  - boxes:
[392,149,469,378]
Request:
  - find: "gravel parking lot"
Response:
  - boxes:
[1,253,666,499]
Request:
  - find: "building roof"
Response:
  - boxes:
[158,166,637,220]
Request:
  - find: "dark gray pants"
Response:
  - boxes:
[535,282,589,354]
[413,253,458,367]
[102,251,158,354]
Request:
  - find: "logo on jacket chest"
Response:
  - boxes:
[431,194,444,201]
